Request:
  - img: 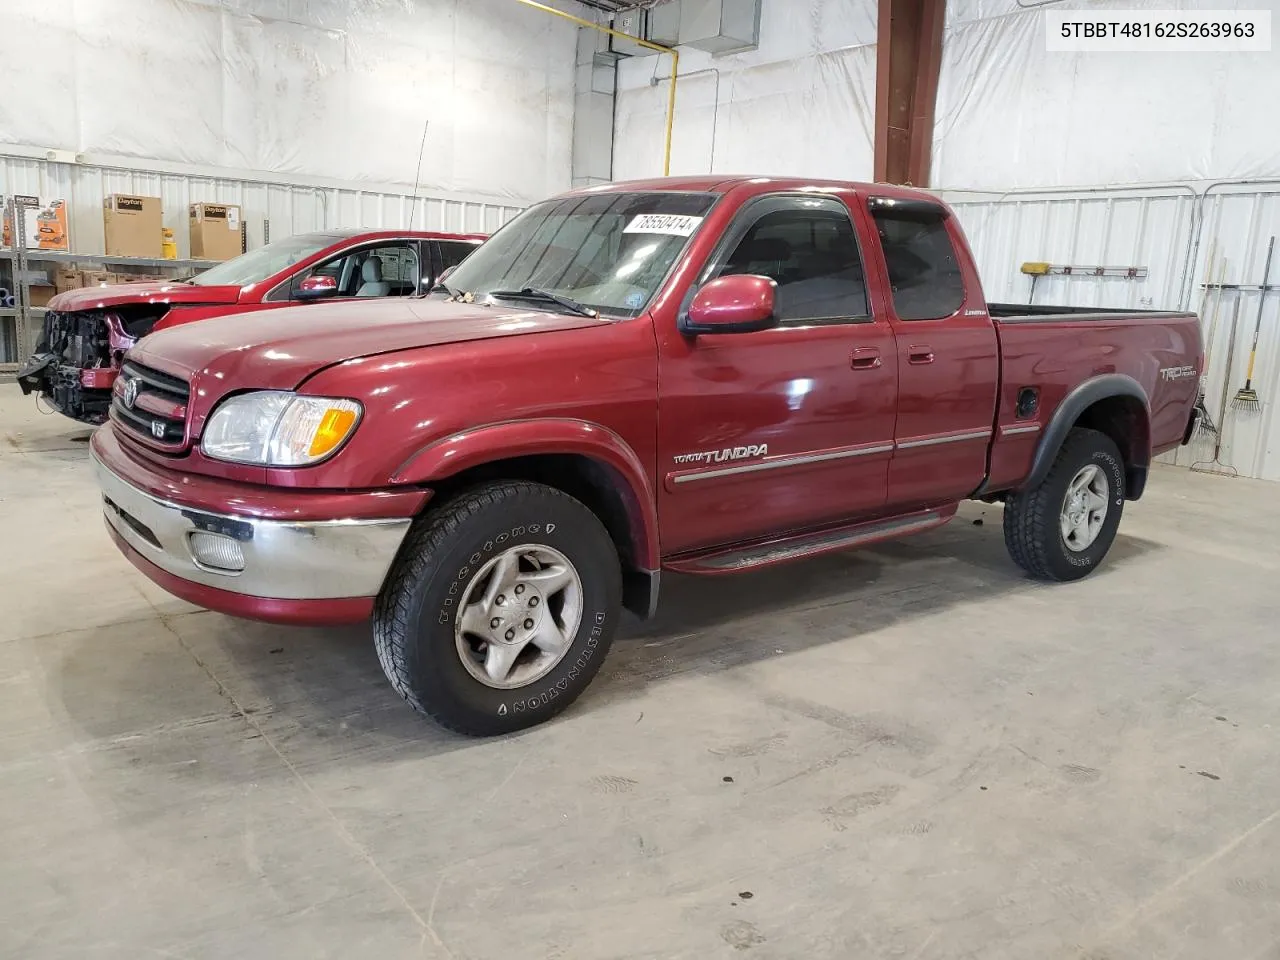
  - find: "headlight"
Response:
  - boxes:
[201,391,362,466]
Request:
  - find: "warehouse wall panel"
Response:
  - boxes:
[0,154,524,258]
[942,184,1280,481]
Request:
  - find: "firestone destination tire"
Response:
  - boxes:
[373,480,622,735]
[1003,427,1126,582]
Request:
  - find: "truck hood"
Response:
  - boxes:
[49,281,244,312]
[128,296,610,392]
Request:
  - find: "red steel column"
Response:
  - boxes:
[874,0,946,186]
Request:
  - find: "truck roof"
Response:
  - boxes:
[320,228,489,242]
[566,175,940,203]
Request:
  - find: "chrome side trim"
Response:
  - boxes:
[671,442,895,484]
[895,429,992,450]
[1000,424,1042,437]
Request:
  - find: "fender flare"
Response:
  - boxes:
[392,418,660,569]
[1023,374,1150,497]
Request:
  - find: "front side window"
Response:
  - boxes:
[439,240,479,270]
[713,202,868,323]
[871,207,965,321]
[289,242,419,299]
[442,192,718,318]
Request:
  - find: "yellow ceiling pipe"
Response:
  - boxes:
[514,0,679,176]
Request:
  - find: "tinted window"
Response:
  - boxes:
[872,212,964,320]
[716,207,867,323]
[438,241,478,269]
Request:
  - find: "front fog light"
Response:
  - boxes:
[188,532,246,573]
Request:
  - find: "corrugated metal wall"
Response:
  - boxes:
[1,154,524,256]
[941,183,1280,481]
[1,152,526,363]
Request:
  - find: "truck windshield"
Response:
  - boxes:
[189,233,347,287]
[443,192,718,318]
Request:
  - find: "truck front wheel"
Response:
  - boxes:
[374,481,622,735]
[1002,427,1126,582]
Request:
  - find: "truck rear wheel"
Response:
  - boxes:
[373,480,622,735]
[1002,427,1126,582]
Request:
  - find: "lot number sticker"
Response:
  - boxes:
[624,214,704,237]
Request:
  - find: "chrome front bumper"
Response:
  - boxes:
[92,453,412,600]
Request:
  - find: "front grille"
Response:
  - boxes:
[112,360,190,448]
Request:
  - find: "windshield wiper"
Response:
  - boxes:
[487,287,598,318]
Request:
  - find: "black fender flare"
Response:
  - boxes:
[1022,374,1151,499]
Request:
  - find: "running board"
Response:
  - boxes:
[664,507,954,575]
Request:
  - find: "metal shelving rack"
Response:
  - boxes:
[1,201,219,370]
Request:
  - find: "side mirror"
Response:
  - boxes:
[296,275,339,301]
[429,264,458,292]
[681,274,778,335]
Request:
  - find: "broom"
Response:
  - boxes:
[1233,235,1275,412]
[1194,250,1227,439]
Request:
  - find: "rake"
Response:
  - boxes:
[1233,235,1275,413]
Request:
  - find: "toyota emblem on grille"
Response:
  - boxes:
[121,376,139,409]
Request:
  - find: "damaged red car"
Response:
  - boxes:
[17,229,485,424]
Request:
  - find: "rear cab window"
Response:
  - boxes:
[869,198,965,321]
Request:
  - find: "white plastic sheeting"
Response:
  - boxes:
[0,0,577,202]
[942,183,1280,481]
[613,0,877,180]
[935,0,1280,190]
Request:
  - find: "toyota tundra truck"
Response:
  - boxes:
[89,176,1202,735]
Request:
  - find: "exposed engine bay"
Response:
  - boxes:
[17,306,170,425]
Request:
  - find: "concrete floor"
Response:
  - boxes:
[3,386,1280,960]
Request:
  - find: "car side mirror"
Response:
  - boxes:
[680,274,778,335]
[430,264,458,292]
[296,275,339,301]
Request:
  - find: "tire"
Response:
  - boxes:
[373,480,622,735]
[1002,427,1126,582]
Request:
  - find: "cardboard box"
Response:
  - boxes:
[2,195,70,251]
[104,194,162,258]
[189,203,242,260]
[83,270,114,287]
[54,267,83,294]
[29,285,56,307]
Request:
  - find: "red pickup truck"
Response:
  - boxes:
[89,176,1202,735]
[18,229,484,424]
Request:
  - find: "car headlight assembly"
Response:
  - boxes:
[201,391,362,466]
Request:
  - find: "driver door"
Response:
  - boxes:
[656,193,899,555]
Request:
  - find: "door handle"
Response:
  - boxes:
[908,344,935,365]
[850,347,882,370]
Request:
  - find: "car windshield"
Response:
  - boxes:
[443,192,719,318]
[189,233,347,287]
